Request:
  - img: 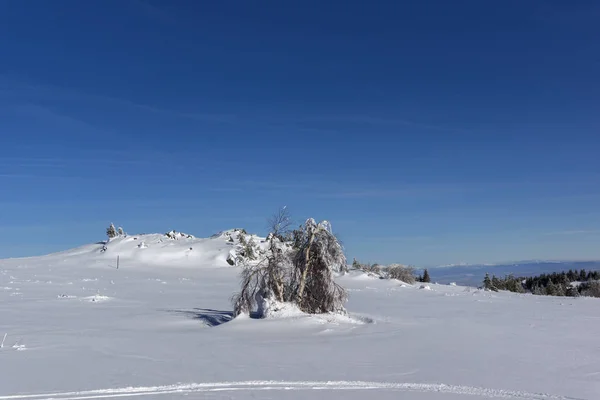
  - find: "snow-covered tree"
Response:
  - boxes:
[244,237,257,260]
[232,208,348,317]
[117,227,124,236]
[545,280,558,296]
[106,223,117,239]
[580,281,600,298]
[565,286,580,297]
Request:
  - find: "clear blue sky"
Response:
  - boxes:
[1,0,599,266]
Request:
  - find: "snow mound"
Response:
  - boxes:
[259,300,305,319]
[420,285,432,290]
[84,295,112,303]
[344,270,380,280]
[253,297,370,326]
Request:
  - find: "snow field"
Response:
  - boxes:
[0,233,598,399]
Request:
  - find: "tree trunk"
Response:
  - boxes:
[272,269,284,302]
[296,229,317,307]
[268,237,285,302]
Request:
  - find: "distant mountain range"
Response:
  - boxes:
[428,260,600,287]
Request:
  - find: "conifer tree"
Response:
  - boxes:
[422,269,431,283]
[491,275,502,290]
[483,273,492,290]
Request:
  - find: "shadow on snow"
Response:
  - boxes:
[164,308,261,327]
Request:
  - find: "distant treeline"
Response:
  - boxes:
[483,269,600,298]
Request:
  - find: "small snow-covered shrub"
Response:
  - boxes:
[351,259,383,276]
[106,223,117,239]
[165,230,194,240]
[368,264,382,275]
[387,264,416,284]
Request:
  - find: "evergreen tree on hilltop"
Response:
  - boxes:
[422,269,431,283]
[106,223,117,239]
[483,273,492,290]
[504,274,525,293]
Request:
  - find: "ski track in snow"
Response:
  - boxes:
[0,381,584,400]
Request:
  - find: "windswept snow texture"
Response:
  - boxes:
[1,235,599,400]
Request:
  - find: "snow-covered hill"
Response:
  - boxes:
[1,235,599,400]
[27,229,268,270]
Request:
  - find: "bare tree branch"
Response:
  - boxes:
[267,206,292,239]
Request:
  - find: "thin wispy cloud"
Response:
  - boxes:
[0,76,481,137]
[364,235,433,243]
[293,115,475,134]
[0,173,85,181]
[207,187,245,193]
[543,230,600,236]
[0,173,41,179]
[315,189,412,199]
[0,156,160,169]
[0,76,237,124]
[204,180,501,199]
[12,103,108,136]
[240,180,313,190]
[207,180,314,193]
[1,76,479,134]
[314,182,467,199]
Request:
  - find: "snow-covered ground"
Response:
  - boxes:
[1,232,598,399]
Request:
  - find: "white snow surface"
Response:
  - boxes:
[1,234,599,399]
